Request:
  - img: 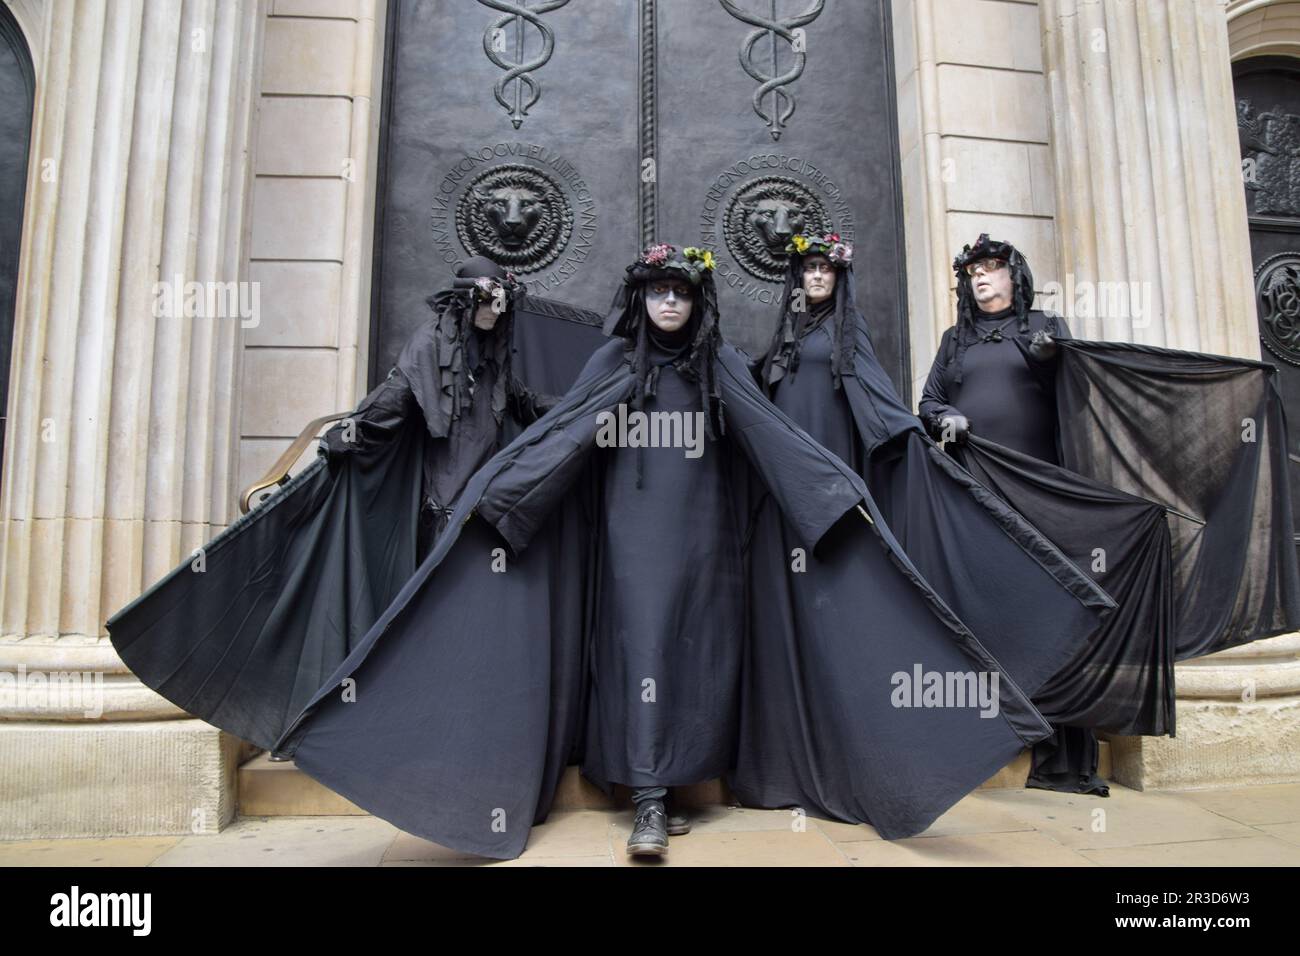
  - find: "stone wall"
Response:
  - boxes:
[893,0,1058,406]
[237,0,385,504]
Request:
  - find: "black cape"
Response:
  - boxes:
[952,339,1300,735]
[271,337,1111,860]
[104,295,606,752]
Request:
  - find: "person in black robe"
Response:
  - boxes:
[918,233,1108,796]
[326,256,556,555]
[755,232,1114,712]
[104,256,578,754]
[583,243,738,854]
[263,242,1115,861]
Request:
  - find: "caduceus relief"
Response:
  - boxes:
[719,0,826,141]
[478,0,571,129]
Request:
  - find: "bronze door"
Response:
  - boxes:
[371,0,909,391]
[1237,56,1300,557]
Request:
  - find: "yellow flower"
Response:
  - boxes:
[792,235,810,253]
[683,247,716,271]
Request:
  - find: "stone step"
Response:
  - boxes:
[237,742,1111,817]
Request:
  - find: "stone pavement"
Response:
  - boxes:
[2,782,1298,867]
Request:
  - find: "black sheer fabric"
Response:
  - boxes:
[955,434,1175,736]
[945,340,1300,748]
[1052,340,1300,659]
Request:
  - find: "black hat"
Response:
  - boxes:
[452,256,524,304]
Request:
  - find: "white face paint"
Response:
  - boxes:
[802,254,837,305]
[473,300,499,330]
[644,278,694,332]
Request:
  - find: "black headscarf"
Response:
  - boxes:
[948,233,1035,385]
[411,256,523,437]
[603,247,726,487]
[761,251,859,392]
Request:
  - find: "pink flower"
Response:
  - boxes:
[642,243,674,266]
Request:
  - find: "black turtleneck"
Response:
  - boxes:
[647,317,695,361]
[802,298,835,336]
[974,302,1015,323]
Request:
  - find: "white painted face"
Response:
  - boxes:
[966,257,1013,311]
[644,278,694,332]
[802,254,837,305]
[473,299,500,330]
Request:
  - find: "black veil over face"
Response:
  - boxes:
[602,258,726,442]
[948,233,1036,384]
[421,256,523,429]
[760,252,859,391]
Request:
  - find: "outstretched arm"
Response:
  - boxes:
[506,377,563,425]
[320,367,419,465]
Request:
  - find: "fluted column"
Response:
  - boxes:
[1043,0,1300,788]
[1041,0,1259,356]
[0,0,265,837]
[0,0,262,645]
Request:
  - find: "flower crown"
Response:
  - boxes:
[635,243,717,284]
[469,271,523,303]
[952,233,1014,275]
[786,233,853,265]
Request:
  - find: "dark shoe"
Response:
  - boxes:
[664,792,691,835]
[626,800,669,856]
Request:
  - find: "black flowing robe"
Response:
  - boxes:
[790,309,1119,795]
[582,345,745,788]
[104,295,605,752]
[768,310,1115,700]
[271,337,1109,860]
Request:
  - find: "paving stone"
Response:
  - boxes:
[0,836,179,866]
[1078,835,1300,867]
[151,816,398,867]
[1256,821,1300,847]
[975,785,1258,850]
[610,823,850,866]
[1,783,1294,866]
[838,830,1094,867]
[1174,783,1300,827]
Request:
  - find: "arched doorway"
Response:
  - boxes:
[0,6,33,473]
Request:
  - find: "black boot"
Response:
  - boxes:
[626,799,669,856]
[665,788,691,835]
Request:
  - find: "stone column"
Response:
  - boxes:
[1041,0,1300,788]
[1041,0,1259,354]
[0,0,266,838]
